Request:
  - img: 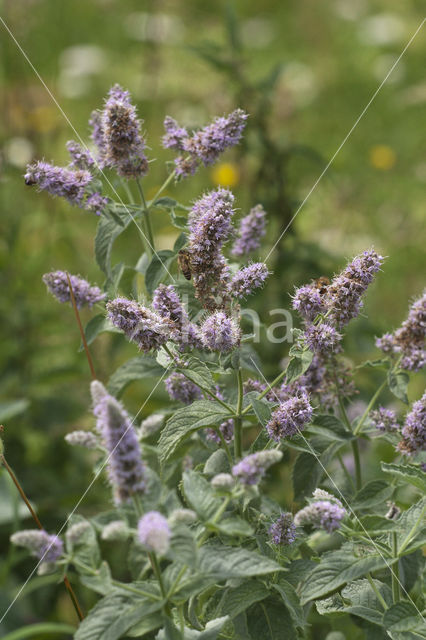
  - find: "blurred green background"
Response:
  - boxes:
[0,0,425,635]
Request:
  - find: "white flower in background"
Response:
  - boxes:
[4,138,34,168]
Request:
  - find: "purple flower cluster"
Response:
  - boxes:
[43,271,105,309]
[376,291,426,372]
[292,284,325,322]
[230,263,269,299]
[91,381,146,504]
[266,393,313,441]
[398,392,426,455]
[370,407,399,432]
[153,284,201,349]
[187,188,234,309]
[232,204,267,257]
[10,530,63,563]
[85,192,109,216]
[66,140,95,170]
[200,311,241,353]
[107,297,172,352]
[269,513,296,545]
[325,249,383,327]
[25,161,92,206]
[294,492,346,533]
[99,84,148,179]
[165,373,202,405]
[304,323,341,354]
[232,450,282,485]
[162,109,247,178]
[138,511,171,555]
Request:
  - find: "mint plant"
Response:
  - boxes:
[6,85,425,639]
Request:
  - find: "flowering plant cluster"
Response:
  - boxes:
[4,86,425,639]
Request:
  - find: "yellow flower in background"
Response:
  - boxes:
[369,145,396,171]
[211,162,240,187]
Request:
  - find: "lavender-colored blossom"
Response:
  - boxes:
[66,140,95,170]
[10,530,63,562]
[266,393,313,441]
[25,161,92,206]
[107,297,172,352]
[65,430,99,449]
[230,263,269,299]
[162,116,188,151]
[89,110,107,165]
[398,392,426,455]
[153,284,201,349]
[91,380,146,504]
[292,284,326,322]
[138,511,171,555]
[201,311,241,353]
[231,204,267,257]
[188,188,234,309]
[269,513,296,545]
[312,488,343,506]
[324,249,384,327]
[43,271,105,309]
[102,84,148,179]
[185,109,247,166]
[232,450,282,485]
[304,323,342,354]
[174,155,200,178]
[294,493,346,533]
[85,192,109,216]
[376,291,426,372]
[370,407,399,432]
[165,373,202,405]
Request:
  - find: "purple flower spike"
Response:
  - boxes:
[107,297,172,352]
[25,161,92,206]
[230,263,269,299]
[269,513,296,545]
[398,391,426,455]
[232,450,282,486]
[66,140,95,170]
[304,323,342,354]
[10,530,63,563]
[294,491,346,533]
[266,393,313,441]
[186,109,248,167]
[102,84,148,179]
[200,311,241,353]
[43,271,105,308]
[85,192,109,216]
[138,511,171,555]
[153,284,201,349]
[292,284,326,322]
[165,373,202,405]
[162,116,188,151]
[370,407,399,432]
[232,204,267,257]
[91,381,146,504]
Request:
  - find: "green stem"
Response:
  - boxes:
[367,573,388,610]
[136,178,155,254]
[391,532,401,603]
[234,368,244,459]
[241,369,286,416]
[354,379,387,436]
[351,440,362,492]
[149,169,177,206]
[197,496,231,547]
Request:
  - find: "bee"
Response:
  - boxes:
[312,276,330,295]
[178,249,192,280]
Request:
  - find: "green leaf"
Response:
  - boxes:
[285,348,313,385]
[169,524,198,569]
[127,612,163,638]
[215,517,254,537]
[300,547,392,604]
[204,449,230,475]
[107,356,166,397]
[381,462,426,493]
[177,358,214,390]
[309,415,353,441]
[0,399,29,422]
[95,213,131,276]
[173,232,187,252]
[383,602,425,633]
[182,470,221,521]
[353,480,394,509]
[74,593,162,640]
[145,250,175,295]
[356,515,400,534]
[272,578,305,628]
[397,498,426,555]
[158,401,230,465]
[67,516,101,573]
[2,623,76,640]
[316,578,392,626]
[199,543,283,579]
[247,599,297,640]
[292,452,321,502]
[79,314,121,350]
[250,395,273,427]
[185,617,230,639]
[80,562,113,596]
[218,580,269,619]
[388,370,409,404]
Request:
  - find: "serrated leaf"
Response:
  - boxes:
[218,580,269,618]
[107,356,166,397]
[215,517,254,537]
[145,250,175,296]
[169,524,198,569]
[381,462,426,493]
[383,602,424,633]
[388,370,409,404]
[177,358,214,390]
[251,396,273,426]
[204,449,230,475]
[300,549,392,604]
[272,578,305,628]
[79,314,121,351]
[199,543,283,579]
[309,414,353,441]
[353,480,394,509]
[67,516,101,573]
[182,470,221,521]
[247,599,297,640]
[397,498,426,555]
[95,213,131,276]
[285,349,313,385]
[80,561,113,596]
[316,578,392,626]
[127,611,163,638]
[356,515,400,534]
[158,401,230,465]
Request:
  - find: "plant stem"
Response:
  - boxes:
[1,453,84,621]
[391,532,401,603]
[367,573,388,610]
[66,273,96,380]
[216,429,234,466]
[354,379,387,436]
[241,369,286,416]
[336,453,356,491]
[351,441,362,491]
[149,169,176,206]
[234,368,244,459]
[136,179,155,254]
